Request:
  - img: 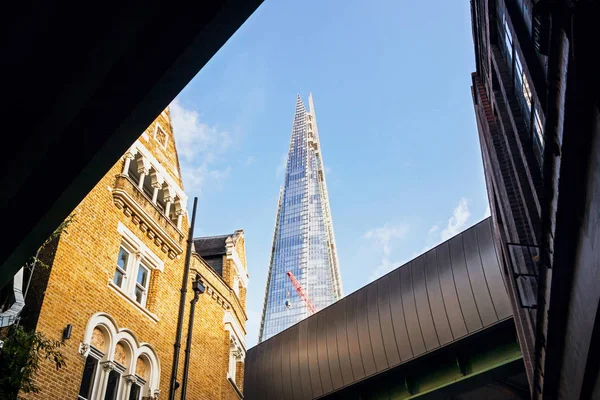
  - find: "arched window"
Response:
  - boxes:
[78,314,160,400]
[127,154,142,185]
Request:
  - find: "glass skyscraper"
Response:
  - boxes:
[259,93,343,342]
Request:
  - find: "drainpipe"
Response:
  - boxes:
[169,197,198,400]
[181,274,205,400]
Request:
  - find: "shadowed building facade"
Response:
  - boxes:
[471,0,600,398]
[259,94,343,342]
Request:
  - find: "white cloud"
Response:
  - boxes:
[181,163,231,194]
[363,224,409,255]
[244,155,256,167]
[170,100,232,161]
[275,153,288,178]
[483,204,491,218]
[428,225,439,235]
[363,224,409,280]
[170,100,233,195]
[441,198,471,241]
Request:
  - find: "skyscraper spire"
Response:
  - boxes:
[259,94,343,342]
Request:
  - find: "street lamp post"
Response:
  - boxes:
[180,274,204,399]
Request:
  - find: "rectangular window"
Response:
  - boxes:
[114,247,129,288]
[104,370,121,400]
[77,356,99,400]
[134,264,150,306]
[129,383,141,400]
[533,107,545,156]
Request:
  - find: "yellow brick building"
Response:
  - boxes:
[9,108,249,399]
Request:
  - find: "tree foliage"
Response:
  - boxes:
[0,214,75,399]
[0,325,66,398]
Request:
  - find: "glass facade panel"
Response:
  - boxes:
[259,95,343,342]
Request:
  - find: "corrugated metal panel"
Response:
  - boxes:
[424,249,454,345]
[280,328,293,400]
[463,227,498,326]
[244,218,512,399]
[476,221,512,319]
[326,301,344,391]
[297,320,313,400]
[449,235,484,332]
[412,256,440,351]
[289,325,303,400]
[367,283,389,372]
[376,275,401,366]
[345,293,365,380]
[334,298,354,386]
[271,331,285,400]
[316,311,333,394]
[356,288,377,376]
[437,242,468,338]
[401,263,427,356]
[388,267,414,361]
[307,316,322,397]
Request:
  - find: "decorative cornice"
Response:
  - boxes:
[191,258,248,323]
[112,177,183,258]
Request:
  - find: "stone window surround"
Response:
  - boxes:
[225,237,248,289]
[78,313,160,400]
[121,141,187,229]
[107,223,162,322]
[224,310,246,387]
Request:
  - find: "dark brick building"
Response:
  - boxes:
[470,0,600,398]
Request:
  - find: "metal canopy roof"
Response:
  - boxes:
[244,218,513,399]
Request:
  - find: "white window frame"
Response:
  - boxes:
[112,223,164,309]
[113,246,131,291]
[134,262,150,307]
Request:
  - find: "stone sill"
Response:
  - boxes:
[227,377,244,399]
[108,281,160,323]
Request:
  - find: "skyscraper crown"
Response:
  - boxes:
[259,94,342,342]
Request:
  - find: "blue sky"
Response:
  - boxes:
[170,0,490,347]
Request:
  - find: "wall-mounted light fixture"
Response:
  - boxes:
[62,324,73,342]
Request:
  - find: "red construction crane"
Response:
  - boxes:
[286,271,317,314]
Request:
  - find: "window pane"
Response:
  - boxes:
[134,286,144,304]
[136,265,148,287]
[113,270,124,287]
[77,356,98,400]
[117,247,129,270]
[129,384,141,400]
[104,370,120,400]
[533,107,545,154]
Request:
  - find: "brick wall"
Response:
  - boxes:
[21,110,247,400]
